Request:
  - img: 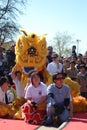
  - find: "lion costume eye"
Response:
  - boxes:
[31,34,35,38]
[41,43,46,49]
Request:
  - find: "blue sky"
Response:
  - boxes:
[18,0,87,54]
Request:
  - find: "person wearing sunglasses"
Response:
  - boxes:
[47,53,63,75]
[44,72,71,126]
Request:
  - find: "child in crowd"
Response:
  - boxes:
[0,76,14,104]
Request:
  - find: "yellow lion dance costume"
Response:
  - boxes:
[14,30,52,86]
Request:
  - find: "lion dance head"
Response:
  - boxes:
[15,30,48,71]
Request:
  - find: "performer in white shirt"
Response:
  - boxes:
[12,69,25,98]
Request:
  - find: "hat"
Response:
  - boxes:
[70,60,75,64]
[64,58,70,62]
[47,46,53,51]
[79,64,86,69]
[52,53,58,58]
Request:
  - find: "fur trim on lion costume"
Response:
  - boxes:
[64,77,87,113]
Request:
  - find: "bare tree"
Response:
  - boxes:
[53,32,74,57]
[0,0,27,44]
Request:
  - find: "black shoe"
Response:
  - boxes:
[53,121,59,128]
[43,117,53,126]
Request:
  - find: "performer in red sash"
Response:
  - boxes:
[21,71,47,124]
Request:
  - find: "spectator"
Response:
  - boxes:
[77,64,87,99]
[11,68,25,98]
[46,46,53,65]
[76,58,84,70]
[63,59,70,74]
[44,72,71,126]
[66,60,78,81]
[6,45,16,68]
[59,56,64,64]
[71,55,77,63]
[83,56,87,71]
[71,45,77,57]
[0,47,7,76]
[0,76,14,104]
[7,75,16,100]
[47,53,63,75]
[77,53,84,64]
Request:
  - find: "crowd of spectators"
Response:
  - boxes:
[46,45,87,99]
[0,46,15,77]
[0,44,87,102]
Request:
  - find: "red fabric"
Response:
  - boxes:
[0,118,39,130]
[63,112,87,130]
[12,84,16,89]
[21,102,46,125]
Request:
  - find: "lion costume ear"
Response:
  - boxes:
[41,34,47,38]
[20,29,28,36]
[42,33,47,36]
